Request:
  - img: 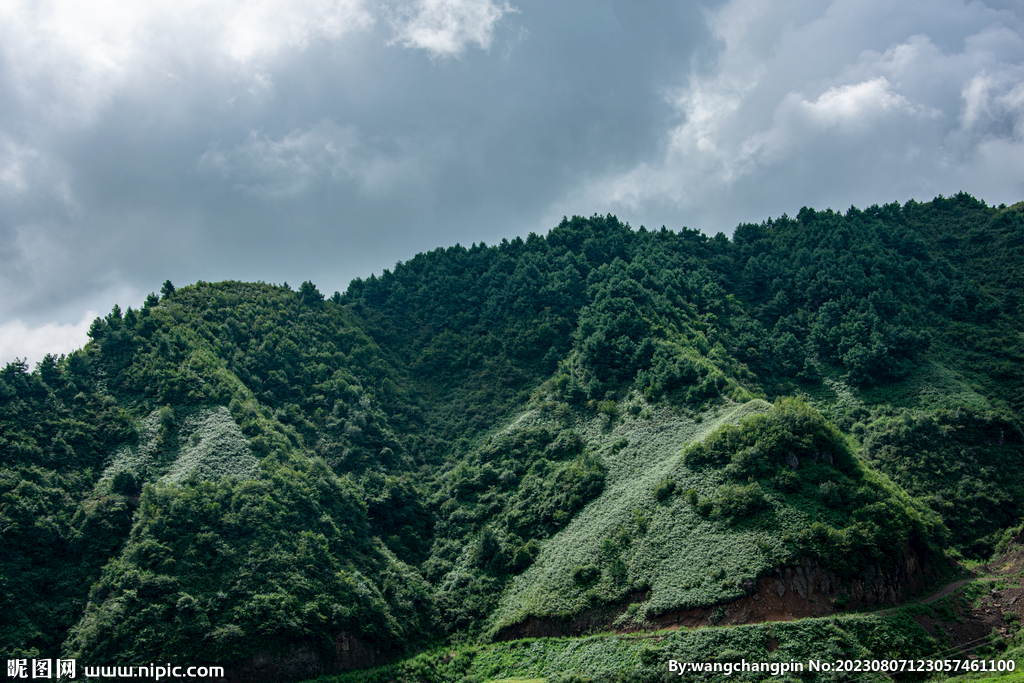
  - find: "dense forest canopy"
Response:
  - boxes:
[2,192,1023,675]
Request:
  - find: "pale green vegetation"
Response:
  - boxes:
[489,400,775,632]
[4,193,1024,677]
[107,405,258,484]
[321,610,941,683]
[488,396,943,634]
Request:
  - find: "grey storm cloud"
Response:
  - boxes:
[0,0,1022,364]
[567,0,1024,232]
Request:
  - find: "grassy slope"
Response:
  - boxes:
[489,400,774,632]
[106,405,259,485]
[486,390,946,636]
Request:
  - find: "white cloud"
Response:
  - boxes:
[0,311,97,367]
[217,0,374,64]
[562,0,1024,232]
[799,77,922,126]
[0,0,374,124]
[959,67,1024,138]
[388,0,517,57]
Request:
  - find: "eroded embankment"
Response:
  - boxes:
[497,543,946,640]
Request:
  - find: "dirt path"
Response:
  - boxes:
[814,574,1005,619]
[917,576,999,605]
[875,539,1024,615]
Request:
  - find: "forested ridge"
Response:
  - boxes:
[2,192,1024,677]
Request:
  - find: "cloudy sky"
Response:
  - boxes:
[2,0,1023,365]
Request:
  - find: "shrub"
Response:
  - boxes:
[158,405,175,430]
[654,476,676,503]
[819,481,842,507]
[545,430,585,459]
[724,445,769,480]
[639,644,662,664]
[695,496,714,517]
[510,539,540,573]
[774,468,799,492]
[471,527,502,570]
[713,482,768,522]
[632,508,649,534]
[110,470,139,496]
[571,564,601,587]
[598,400,618,418]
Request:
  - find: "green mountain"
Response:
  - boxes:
[2,192,1024,679]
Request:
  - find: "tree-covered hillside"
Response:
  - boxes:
[2,193,1023,677]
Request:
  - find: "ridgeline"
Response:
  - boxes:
[2,193,1024,681]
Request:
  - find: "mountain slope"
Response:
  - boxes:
[1,193,1023,677]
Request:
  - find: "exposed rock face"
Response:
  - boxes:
[652,543,937,630]
[497,543,943,640]
[222,632,392,683]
